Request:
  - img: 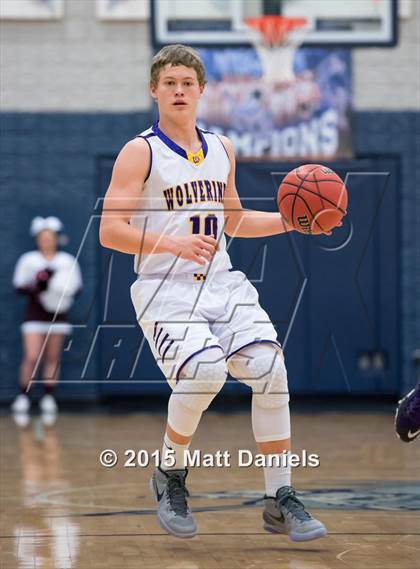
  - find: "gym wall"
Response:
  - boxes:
[0,1,419,400]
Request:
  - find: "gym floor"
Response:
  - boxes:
[1,406,419,569]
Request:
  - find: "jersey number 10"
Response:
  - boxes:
[189,214,218,240]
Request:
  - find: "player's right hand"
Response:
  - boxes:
[170,235,218,266]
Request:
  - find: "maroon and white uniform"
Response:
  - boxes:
[13,251,82,334]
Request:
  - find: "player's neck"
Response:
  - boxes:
[157,116,201,153]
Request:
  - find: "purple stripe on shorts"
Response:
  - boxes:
[155,327,163,347]
[158,332,170,355]
[161,339,174,364]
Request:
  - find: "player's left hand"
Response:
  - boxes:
[322,220,343,236]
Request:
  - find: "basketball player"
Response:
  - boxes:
[100,45,336,541]
[11,216,82,418]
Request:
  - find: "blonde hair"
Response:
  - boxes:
[150,44,206,87]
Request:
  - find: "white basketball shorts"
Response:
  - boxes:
[130,270,280,387]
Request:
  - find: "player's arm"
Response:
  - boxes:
[99,138,217,265]
[221,136,294,238]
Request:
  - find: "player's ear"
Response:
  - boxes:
[149,82,158,101]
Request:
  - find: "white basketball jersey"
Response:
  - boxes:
[130,123,232,276]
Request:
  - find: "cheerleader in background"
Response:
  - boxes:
[11,217,82,417]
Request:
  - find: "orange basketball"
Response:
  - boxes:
[277,164,348,235]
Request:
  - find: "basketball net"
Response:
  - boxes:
[245,16,308,84]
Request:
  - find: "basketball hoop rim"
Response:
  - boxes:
[245,15,308,46]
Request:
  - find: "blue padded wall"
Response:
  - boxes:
[0,111,418,400]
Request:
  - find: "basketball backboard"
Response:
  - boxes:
[151,0,398,47]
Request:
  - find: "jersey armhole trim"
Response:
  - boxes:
[135,135,153,183]
[215,135,231,166]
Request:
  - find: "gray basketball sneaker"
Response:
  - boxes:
[150,466,197,539]
[263,486,327,542]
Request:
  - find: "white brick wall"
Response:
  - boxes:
[353,0,420,110]
[0,0,152,111]
[1,0,419,112]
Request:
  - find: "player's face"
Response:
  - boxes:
[36,229,57,253]
[151,65,204,119]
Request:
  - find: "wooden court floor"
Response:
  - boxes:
[1,409,419,569]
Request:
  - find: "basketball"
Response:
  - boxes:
[277,164,348,235]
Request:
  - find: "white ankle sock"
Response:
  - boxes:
[160,432,190,471]
[263,453,291,497]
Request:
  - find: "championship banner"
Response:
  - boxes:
[197,48,352,160]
